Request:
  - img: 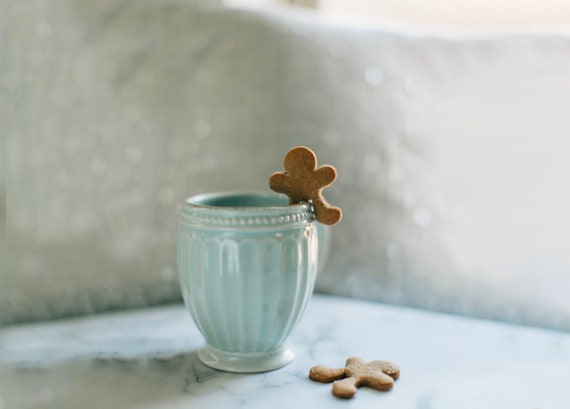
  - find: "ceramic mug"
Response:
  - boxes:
[177,192,324,373]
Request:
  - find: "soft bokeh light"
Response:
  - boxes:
[2,0,570,331]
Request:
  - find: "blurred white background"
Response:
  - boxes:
[2,0,570,330]
[311,0,570,26]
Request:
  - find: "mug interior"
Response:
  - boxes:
[188,192,292,208]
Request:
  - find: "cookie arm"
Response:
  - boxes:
[309,366,346,383]
[314,165,337,187]
[269,172,291,195]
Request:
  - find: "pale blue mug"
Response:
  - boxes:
[177,192,325,372]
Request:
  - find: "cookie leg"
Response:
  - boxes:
[332,377,359,399]
[359,372,395,392]
[312,196,342,226]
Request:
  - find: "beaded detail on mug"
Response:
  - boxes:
[179,210,313,228]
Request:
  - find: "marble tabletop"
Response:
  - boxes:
[1,294,569,409]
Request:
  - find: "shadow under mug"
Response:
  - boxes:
[177,192,326,373]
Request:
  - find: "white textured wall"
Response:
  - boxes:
[319,0,570,26]
[2,0,570,330]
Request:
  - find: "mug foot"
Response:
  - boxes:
[197,344,295,373]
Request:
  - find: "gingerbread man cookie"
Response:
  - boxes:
[309,357,400,399]
[269,146,342,225]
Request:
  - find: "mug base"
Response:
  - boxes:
[197,344,295,373]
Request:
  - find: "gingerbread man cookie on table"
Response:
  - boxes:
[269,146,342,226]
[309,357,400,399]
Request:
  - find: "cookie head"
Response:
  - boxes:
[284,146,318,176]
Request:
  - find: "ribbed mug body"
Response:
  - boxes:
[177,192,318,372]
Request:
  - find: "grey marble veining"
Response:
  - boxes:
[1,294,569,408]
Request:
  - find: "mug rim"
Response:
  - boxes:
[180,191,314,229]
[184,191,310,211]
